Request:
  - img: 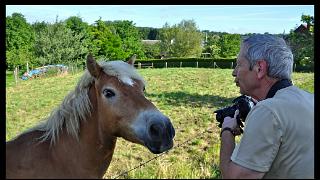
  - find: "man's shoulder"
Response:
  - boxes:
[248,85,314,124]
[277,85,313,97]
[259,85,313,105]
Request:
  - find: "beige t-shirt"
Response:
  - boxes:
[231,86,314,178]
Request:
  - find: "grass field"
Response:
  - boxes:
[6,68,314,178]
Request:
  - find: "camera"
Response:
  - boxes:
[214,95,255,132]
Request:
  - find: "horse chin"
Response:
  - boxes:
[144,140,174,154]
[148,148,163,154]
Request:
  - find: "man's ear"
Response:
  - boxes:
[255,60,268,79]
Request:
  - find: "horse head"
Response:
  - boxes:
[87,54,175,154]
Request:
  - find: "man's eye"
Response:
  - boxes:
[103,89,115,98]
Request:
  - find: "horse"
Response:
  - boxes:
[6,54,175,178]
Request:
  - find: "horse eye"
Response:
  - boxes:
[143,86,146,92]
[103,89,115,98]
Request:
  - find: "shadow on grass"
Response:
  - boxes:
[146,91,238,110]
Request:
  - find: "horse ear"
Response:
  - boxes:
[127,54,136,66]
[87,54,102,78]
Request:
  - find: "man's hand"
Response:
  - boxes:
[222,110,242,136]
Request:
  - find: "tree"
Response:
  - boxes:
[34,20,88,66]
[32,21,48,34]
[108,20,146,59]
[64,16,90,63]
[137,27,151,39]
[203,34,221,58]
[286,14,314,70]
[88,19,126,60]
[142,42,161,59]
[219,33,241,58]
[159,22,176,57]
[301,14,314,32]
[172,20,203,57]
[137,27,159,40]
[6,13,35,71]
[65,16,89,35]
[159,20,203,58]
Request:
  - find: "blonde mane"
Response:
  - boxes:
[24,60,145,146]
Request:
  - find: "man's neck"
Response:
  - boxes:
[252,77,279,101]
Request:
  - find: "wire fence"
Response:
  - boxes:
[111,126,215,179]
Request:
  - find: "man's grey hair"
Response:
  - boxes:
[242,34,293,80]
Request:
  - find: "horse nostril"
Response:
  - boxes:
[149,124,161,140]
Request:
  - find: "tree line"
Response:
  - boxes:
[6,13,314,72]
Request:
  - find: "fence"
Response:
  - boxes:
[135,61,235,69]
[11,64,85,85]
[10,61,312,85]
[135,61,311,72]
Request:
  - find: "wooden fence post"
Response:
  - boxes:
[165,62,167,68]
[180,62,182,68]
[27,62,29,74]
[14,67,18,85]
[138,62,141,69]
[196,61,198,68]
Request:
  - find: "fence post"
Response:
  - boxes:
[138,62,141,69]
[293,63,296,72]
[231,62,233,69]
[14,67,18,85]
[27,62,29,74]
[214,62,216,69]
[180,62,182,68]
[165,62,167,68]
[196,61,198,68]
[152,62,154,68]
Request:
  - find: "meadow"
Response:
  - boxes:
[6,68,314,179]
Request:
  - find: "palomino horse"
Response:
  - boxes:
[6,54,175,178]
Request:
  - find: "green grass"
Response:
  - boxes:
[6,71,16,87]
[6,68,314,179]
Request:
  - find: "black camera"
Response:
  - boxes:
[214,95,255,133]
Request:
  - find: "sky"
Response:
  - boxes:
[6,5,314,34]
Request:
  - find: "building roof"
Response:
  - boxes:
[294,24,309,34]
[141,40,161,45]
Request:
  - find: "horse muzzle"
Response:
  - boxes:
[145,116,175,154]
[131,110,175,154]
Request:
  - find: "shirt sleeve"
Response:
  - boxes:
[231,104,282,172]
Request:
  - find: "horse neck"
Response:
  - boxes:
[54,85,117,177]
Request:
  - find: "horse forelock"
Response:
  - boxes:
[99,61,146,87]
[22,60,145,146]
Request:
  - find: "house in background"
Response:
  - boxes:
[141,40,161,45]
[294,24,310,34]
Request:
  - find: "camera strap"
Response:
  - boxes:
[265,79,293,99]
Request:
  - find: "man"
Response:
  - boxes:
[219,34,314,178]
